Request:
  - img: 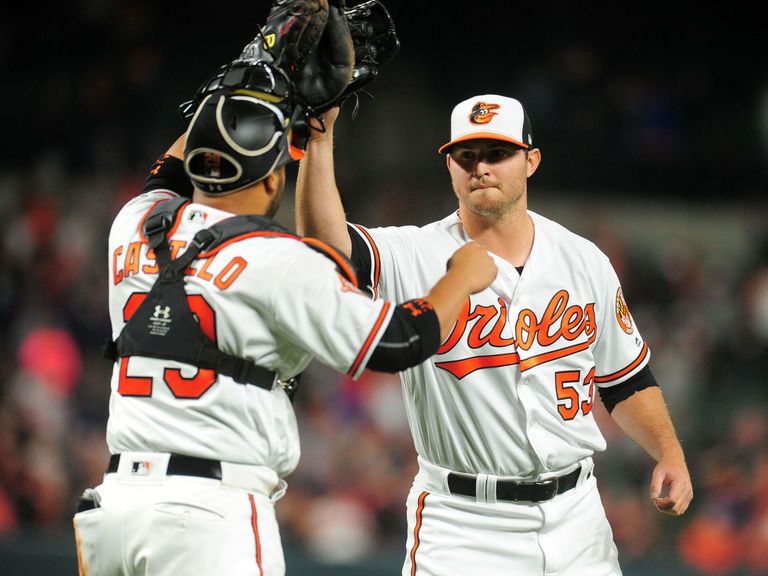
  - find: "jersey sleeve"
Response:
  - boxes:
[268,244,394,379]
[592,256,650,388]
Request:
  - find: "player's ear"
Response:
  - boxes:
[263,167,285,195]
[264,171,277,194]
[526,148,541,178]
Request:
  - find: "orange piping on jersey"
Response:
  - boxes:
[197,231,299,258]
[249,494,264,576]
[73,518,89,576]
[435,352,520,379]
[348,301,392,376]
[594,342,649,383]
[350,223,381,299]
[138,197,188,244]
[519,330,598,372]
[301,237,358,287]
[196,232,358,286]
[409,491,428,576]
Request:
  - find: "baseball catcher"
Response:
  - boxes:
[70,2,502,575]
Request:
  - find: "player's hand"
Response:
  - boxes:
[649,456,693,516]
[447,242,497,294]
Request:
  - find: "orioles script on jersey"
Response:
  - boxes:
[435,290,596,379]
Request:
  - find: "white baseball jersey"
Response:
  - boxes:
[351,210,648,477]
[106,189,393,478]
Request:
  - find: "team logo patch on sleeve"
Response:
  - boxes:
[615,287,634,334]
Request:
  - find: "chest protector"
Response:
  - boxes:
[104,197,358,400]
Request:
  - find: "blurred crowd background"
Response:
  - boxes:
[1,1,767,575]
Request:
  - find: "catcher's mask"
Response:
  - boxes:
[184,92,310,195]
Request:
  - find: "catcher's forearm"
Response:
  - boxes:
[295,119,352,256]
[425,242,498,342]
[425,267,487,342]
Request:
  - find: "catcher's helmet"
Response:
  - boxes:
[184,91,310,195]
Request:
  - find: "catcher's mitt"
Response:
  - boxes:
[292,0,355,110]
[240,0,329,72]
[179,0,337,123]
[178,0,399,122]
[336,0,399,108]
[295,0,400,112]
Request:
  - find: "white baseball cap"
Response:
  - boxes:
[438,94,533,154]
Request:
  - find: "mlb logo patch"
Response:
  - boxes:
[131,461,151,475]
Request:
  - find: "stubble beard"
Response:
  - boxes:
[458,178,526,222]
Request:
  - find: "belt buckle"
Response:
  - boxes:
[533,477,558,501]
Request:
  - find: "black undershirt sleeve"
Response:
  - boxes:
[366,299,441,373]
[598,365,659,413]
[142,154,194,198]
[348,224,375,297]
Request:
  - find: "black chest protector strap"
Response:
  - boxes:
[105,197,294,395]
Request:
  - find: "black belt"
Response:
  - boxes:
[108,454,222,480]
[447,465,587,503]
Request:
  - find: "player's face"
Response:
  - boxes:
[447,140,538,220]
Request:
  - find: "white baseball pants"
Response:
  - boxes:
[402,457,622,576]
[73,452,287,576]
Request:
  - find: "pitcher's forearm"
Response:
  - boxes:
[295,124,352,256]
[610,386,684,463]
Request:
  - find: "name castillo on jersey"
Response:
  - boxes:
[111,222,247,292]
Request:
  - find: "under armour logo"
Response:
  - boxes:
[153,306,171,319]
[149,305,172,336]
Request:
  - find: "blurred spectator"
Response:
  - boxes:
[673,242,768,575]
[1,326,81,529]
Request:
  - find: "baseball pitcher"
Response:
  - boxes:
[296,91,694,574]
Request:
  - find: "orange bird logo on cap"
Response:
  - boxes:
[469,101,500,125]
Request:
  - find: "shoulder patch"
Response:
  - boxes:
[615,287,634,334]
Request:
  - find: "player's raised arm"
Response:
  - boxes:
[295,0,398,255]
[295,106,353,256]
